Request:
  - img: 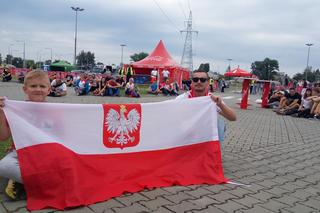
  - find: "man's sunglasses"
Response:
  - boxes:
[192,77,208,83]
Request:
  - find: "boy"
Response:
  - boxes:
[0,70,51,200]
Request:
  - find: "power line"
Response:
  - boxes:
[152,0,180,32]
[187,0,191,11]
[177,0,187,19]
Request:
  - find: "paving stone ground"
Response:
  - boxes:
[1,82,320,213]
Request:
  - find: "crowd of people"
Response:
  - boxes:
[47,72,141,98]
[267,81,320,119]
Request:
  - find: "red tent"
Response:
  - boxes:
[131,40,189,84]
[224,67,252,77]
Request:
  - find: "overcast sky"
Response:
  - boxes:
[1,0,319,76]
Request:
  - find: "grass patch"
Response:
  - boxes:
[0,138,12,159]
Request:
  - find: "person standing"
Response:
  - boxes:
[150,68,158,83]
[126,65,135,81]
[175,70,236,142]
[162,69,170,82]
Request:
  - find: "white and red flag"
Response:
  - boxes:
[4,97,227,210]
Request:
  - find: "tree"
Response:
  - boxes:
[251,58,279,80]
[198,63,210,72]
[26,60,35,69]
[5,54,14,65]
[293,68,320,82]
[12,57,23,68]
[0,54,2,65]
[76,50,95,70]
[130,52,148,62]
[35,61,44,69]
[45,60,52,65]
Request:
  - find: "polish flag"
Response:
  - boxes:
[4,97,227,210]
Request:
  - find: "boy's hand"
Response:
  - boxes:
[0,96,6,109]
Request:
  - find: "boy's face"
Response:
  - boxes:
[23,77,50,102]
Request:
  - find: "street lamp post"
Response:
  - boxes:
[227,58,232,72]
[45,48,53,64]
[71,6,84,66]
[305,43,314,81]
[8,44,14,64]
[16,40,25,68]
[120,44,126,66]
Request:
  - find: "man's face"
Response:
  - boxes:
[289,89,295,96]
[23,77,50,102]
[191,72,209,94]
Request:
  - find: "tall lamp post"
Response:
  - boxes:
[227,58,232,72]
[45,48,53,64]
[71,6,84,66]
[8,44,14,64]
[305,43,314,81]
[120,44,126,66]
[16,40,25,68]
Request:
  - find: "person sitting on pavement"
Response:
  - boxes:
[125,77,140,98]
[65,74,74,87]
[106,77,121,96]
[296,88,313,118]
[171,80,179,95]
[276,87,301,115]
[116,76,126,88]
[175,69,236,143]
[267,90,285,109]
[88,74,99,94]
[1,68,12,82]
[309,87,320,119]
[160,79,176,96]
[48,77,67,97]
[74,74,90,96]
[148,81,160,95]
[0,70,51,201]
[17,72,25,84]
[93,77,107,96]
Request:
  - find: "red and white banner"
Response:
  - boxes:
[4,97,227,210]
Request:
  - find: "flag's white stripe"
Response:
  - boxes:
[5,97,218,155]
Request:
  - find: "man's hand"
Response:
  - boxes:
[210,94,223,107]
[0,96,6,110]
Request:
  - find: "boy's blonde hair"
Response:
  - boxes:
[24,70,50,86]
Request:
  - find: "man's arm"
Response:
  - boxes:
[287,99,299,109]
[210,94,237,121]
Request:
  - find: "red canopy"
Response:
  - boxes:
[132,40,180,68]
[224,67,252,77]
[130,40,190,85]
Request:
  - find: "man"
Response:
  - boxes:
[2,68,12,82]
[150,68,158,83]
[162,69,170,82]
[126,65,135,81]
[276,87,301,115]
[176,70,236,142]
[48,78,67,97]
[106,77,121,96]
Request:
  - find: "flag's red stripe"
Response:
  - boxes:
[17,141,227,210]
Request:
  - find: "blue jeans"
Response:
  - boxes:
[108,88,120,96]
[217,118,226,143]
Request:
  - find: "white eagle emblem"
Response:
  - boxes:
[105,105,140,147]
